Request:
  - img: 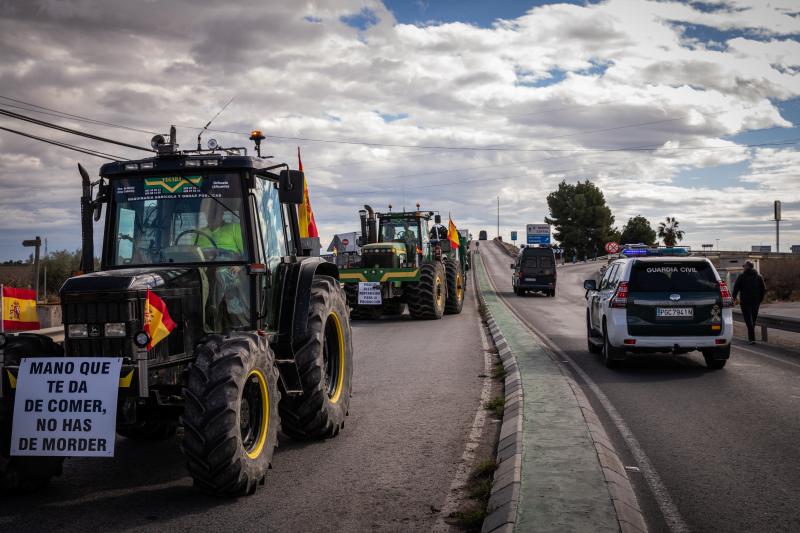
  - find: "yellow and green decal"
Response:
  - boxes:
[144,176,203,194]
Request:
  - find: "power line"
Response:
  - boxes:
[0,95,160,135]
[0,108,154,152]
[0,126,124,160]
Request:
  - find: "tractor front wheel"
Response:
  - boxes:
[280,276,354,440]
[0,334,65,493]
[182,332,280,496]
[407,263,447,320]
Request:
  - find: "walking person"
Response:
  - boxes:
[732,261,767,344]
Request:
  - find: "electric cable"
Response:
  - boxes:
[0,126,124,160]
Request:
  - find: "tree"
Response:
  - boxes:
[38,249,82,300]
[620,215,657,246]
[657,216,685,246]
[545,180,616,259]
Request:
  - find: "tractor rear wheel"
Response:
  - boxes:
[182,332,280,496]
[280,276,353,440]
[444,259,465,315]
[0,334,65,493]
[407,263,447,320]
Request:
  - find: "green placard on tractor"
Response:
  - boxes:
[340,205,470,320]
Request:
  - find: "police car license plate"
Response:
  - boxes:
[656,307,693,318]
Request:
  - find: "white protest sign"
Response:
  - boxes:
[358,282,382,305]
[11,357,122,457]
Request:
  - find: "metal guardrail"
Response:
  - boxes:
[732,310,800,342]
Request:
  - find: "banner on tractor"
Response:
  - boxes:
[297,147,319,239]
[1,285,39,332]
[11,357,122,457]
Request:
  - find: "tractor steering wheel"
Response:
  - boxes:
[175,229,217,248]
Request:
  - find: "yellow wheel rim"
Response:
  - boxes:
[436,275,444,306]
[327,312,346,404]
[244,369,269,460]
[456,273,463,301]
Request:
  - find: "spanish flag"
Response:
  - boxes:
[1,286,39,331]
[297,147,319,239]
[448,216,460,250]
[144,290,176,350]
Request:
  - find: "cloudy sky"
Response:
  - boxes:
[1,0,799,260]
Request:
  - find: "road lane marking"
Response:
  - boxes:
[481,248,689,533]
[432,270,493,533]
[733,344,800,369]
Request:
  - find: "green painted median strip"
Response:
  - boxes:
[476,255,619,532]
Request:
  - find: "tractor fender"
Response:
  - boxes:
[275,258,340,354]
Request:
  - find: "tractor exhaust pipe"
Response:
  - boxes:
[78,163,95,273]
[364,204,377,244]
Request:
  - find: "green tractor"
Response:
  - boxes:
[0,127,353,496]
[340,206,469,320]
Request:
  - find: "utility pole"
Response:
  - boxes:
[22,236,41,302]
[496,196,500,238]
[774,200,781,253]
[43,237,48,303]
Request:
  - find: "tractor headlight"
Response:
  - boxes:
[68,324,88,338]
[104,323,127,337]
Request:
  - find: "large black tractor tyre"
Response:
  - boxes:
[344,284,382,320]
[0,334,65,493]
[444,259,465,315]
[407,263,447,320]
[280,276,354,440]
[182,332,280,496]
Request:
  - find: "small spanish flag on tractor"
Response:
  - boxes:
[144,290,176,350]
[1,285,40,332]
[448,216,460,250]
[297,147,319,239]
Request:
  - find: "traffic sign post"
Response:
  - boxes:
[510,230,517,245]
[526,224,550,245]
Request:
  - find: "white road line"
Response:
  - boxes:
[733,344,800,369]
[432,269,494,533]
[481,250,690,533]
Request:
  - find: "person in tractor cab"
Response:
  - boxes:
[194,202,245,258]
[429,214,447,242]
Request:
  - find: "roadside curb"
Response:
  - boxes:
[476,258,523,533]
[476,250,648,533]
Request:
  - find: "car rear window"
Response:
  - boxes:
[522,256,554,270]
[628,261,718,292]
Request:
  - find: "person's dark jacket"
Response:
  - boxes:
[732,268,766,305]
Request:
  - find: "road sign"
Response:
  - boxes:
[775,200,781,221]
[605,242,620,254]
[341,238,350,246]
[526,224,550,245]
[510,231,518,241]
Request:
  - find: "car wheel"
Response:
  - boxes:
[587,312,602,354]
[602,323,624,368]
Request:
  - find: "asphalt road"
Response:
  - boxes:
[0,282,485,532]
[481,241,800,533]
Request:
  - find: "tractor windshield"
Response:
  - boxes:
[379,217,420,246]
[110,173,248,266]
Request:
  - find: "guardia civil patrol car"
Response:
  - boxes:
[584,246,733,369]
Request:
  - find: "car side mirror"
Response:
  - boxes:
[583,279,597,291]
[279,170,305,204]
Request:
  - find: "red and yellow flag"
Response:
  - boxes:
[1,286,39,331]
[448,217,460,250]
[297,147,319,238]
[144,290,176,350]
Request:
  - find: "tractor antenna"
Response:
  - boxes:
[197,96,234,150]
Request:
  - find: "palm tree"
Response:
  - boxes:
[657,216,685,246]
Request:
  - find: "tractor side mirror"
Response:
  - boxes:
[583,279,597,291]
[279,170,305,204]
[356,236,365,247]
[510,263,515,269]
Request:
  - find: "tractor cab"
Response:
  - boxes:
[359,208,433,269]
